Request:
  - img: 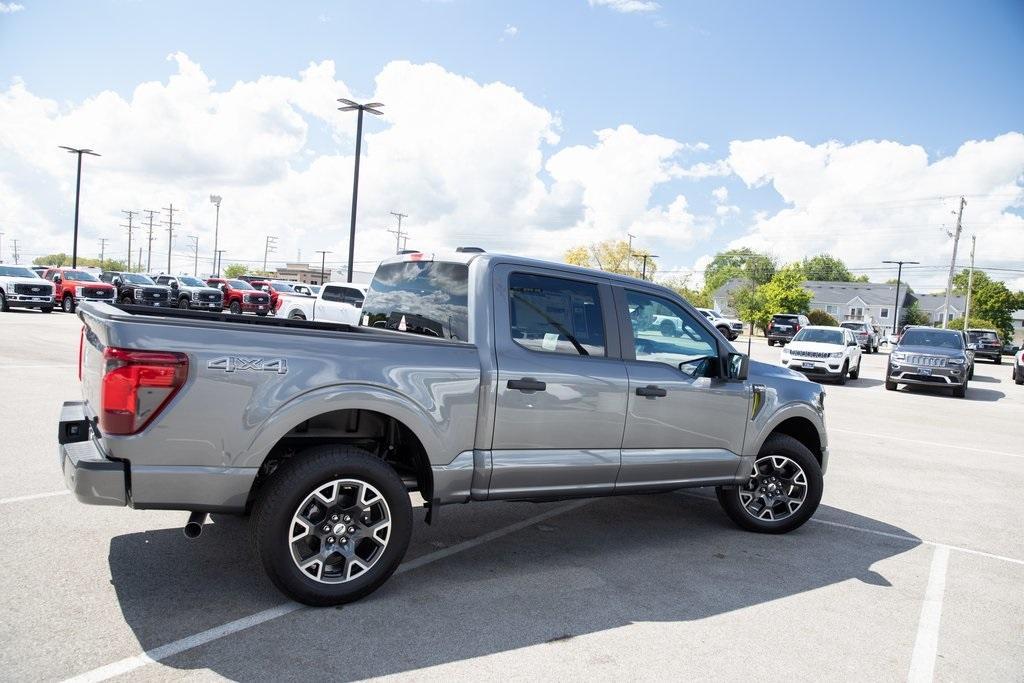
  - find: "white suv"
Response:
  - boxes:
[780,325,862,385]
[696,308,744,340]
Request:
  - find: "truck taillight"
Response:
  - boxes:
[100,347,188,435]
[274,297,284,312]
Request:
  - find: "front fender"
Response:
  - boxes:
[241,383,462,470]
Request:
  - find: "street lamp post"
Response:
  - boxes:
[216,250,226,277]
[316,250,332,285]
[210,195,222,277]
[882,260,919,337]
[337,98,384,283]
[59,146,101,268]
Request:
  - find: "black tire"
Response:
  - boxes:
[288,311,307,321]
[41,306,53,314]
[885,370,898,390]
[953,382,967,398]
[767,340,775,347]
[716,326,730,339]
[251,445,413,606]
[61,295,75,313]
[0,290,7,312]
[1015,367,1023,385]
[660,320,676,337]
[836,361,848,385]
[715,434,823,534]
[968,364,974,380]
[178,296,192,310]
[849,358,860,380]
[229,301,242,315]
[994,355,1002,365]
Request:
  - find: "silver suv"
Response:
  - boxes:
[886,327,973,397]
[840,321,880,354]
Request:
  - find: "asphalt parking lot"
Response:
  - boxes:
[1,310,1022,681]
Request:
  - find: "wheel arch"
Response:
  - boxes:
[764,416,823,466]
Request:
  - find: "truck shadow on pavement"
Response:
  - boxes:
[107,493,920,679]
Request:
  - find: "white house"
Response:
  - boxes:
[803,281,914,336]
[913,293,968,326]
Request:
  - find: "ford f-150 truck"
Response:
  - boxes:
[205,277,271,315]
[99,271,173,307]
[44,267,116,312]
[279,281,368,324]
[59,251,828,606]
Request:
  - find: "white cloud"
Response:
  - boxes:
[725,134,1024,288]
[0,2,24,13]
[711,186,728,202]
[588,0,660,13]
[502,24,518,38]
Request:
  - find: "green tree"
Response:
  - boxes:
[33,253,69,267]
[703,248,777,294]
[886,278,914,294]
[951,269,1014,339]
[662,277,711,308]
[808,309,839,326]
[223,263,249,279]
[937,316,998,332]
[759,264,812,316]
[32,253,129,271]
[800,254,855,282]
[730,282,770,334]
[900,303,929,328]
[564,240,657,279]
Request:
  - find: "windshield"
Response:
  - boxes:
[361,261,469,341]
[900,329,963,349]
[61,270,99,282]
[177,276,206,287]
[120,273,155,285]
[0,266,37,278]
[793,328,843,345]
[227,279,254,290]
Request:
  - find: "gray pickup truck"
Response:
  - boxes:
[59,251,829,605]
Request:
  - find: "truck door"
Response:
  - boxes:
[489,265,628,499]
[614,287,751,491]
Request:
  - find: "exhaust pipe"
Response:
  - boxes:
[183,511,207,539]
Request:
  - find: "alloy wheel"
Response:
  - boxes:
[737,455,808,521]
[288,478,391,584]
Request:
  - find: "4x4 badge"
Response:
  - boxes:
[207,357,288,374]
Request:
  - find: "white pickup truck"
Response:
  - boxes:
[278,282,369,324]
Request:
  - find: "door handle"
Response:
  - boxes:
[636,385,668,398]
[507,378,547,392]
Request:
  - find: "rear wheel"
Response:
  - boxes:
[715,434,823,534]
[251,445,412,606]
[61,295,75,313]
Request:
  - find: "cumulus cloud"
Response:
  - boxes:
[725,134,1024,288]
[588,0,660,13]
[502,24,518,39]
[0,2,24,13]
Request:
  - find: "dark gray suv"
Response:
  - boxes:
[886,327,973,397]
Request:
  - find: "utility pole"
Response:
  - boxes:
[0,231,4,263]
[98,238,109,270]
[316,250,331,285]
[209,196,222,277]
[632,252,658,280]
[142,209,158,273]
[338,98,385,282]
[163,204,179,274]
[627,233,636,277]
[10,239,20,264]
[883,260,920,336]
[963,235,976,331]
[188,235,199,276]
[122,210,138,271]
[388,212,408,254]
[941,196,966,329]
[216,250,226,277]
[263,235,278,273]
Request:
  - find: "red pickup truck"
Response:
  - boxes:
[44,267,116,313]
[249,280,281,312]
[205,277,271,315]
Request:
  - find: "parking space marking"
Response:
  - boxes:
[0,364,77,369]
[0,490,70,505]
[830,428,1024,460]
[63,499,591,683]
[908,545,950,683]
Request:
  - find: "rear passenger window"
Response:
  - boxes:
[322,285,344,302]
[509,272,605,357]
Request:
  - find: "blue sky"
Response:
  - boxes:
[1,1,1022,288]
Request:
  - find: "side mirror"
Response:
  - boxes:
[112,277,122,287]
[53,274,62,283]
[727,352,749,381]
[170,280,178,289]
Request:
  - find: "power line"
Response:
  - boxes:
[98,238,109,270]
[121,210,138,271]
[163,204,179,274]
[142,209,159,273]
[263,235,278,272]
[388,211,409,254]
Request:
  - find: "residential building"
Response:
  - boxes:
[912,293,968,326]
[803,281,913,336]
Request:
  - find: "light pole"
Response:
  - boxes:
[59,146,101,268]
[0,232,4,264]
[216,250,226,277]
[632,252,658,280]
[210,195,222,276]
[337,98,384,282]
[316,250,332,285]
[883,260,919,337]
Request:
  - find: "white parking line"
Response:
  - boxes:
[63,499,591,683]
[0,364,77,369]
[908,545,950,682]
[830,427,1024,460]
[0,490,70,505]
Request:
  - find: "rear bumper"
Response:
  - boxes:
[974,350,1000,361]
[58,401,126,506]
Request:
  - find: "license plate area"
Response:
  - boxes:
[802,362,815,369]
[918,367,932,376]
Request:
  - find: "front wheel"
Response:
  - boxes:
[995,355,1002,365]
[41,306,53,314]
[120,296,133,305]
[288,311,307,320]
[229,301,242,315]
[1014,367,1023,385]
[251,445,413,606]
[715,434,823,534]
[61,296,75,313]
[953,382,967,398]
[0,290,7,312]
[836,361,849,385]
[849,358,860,380]
[178,297,192,310]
